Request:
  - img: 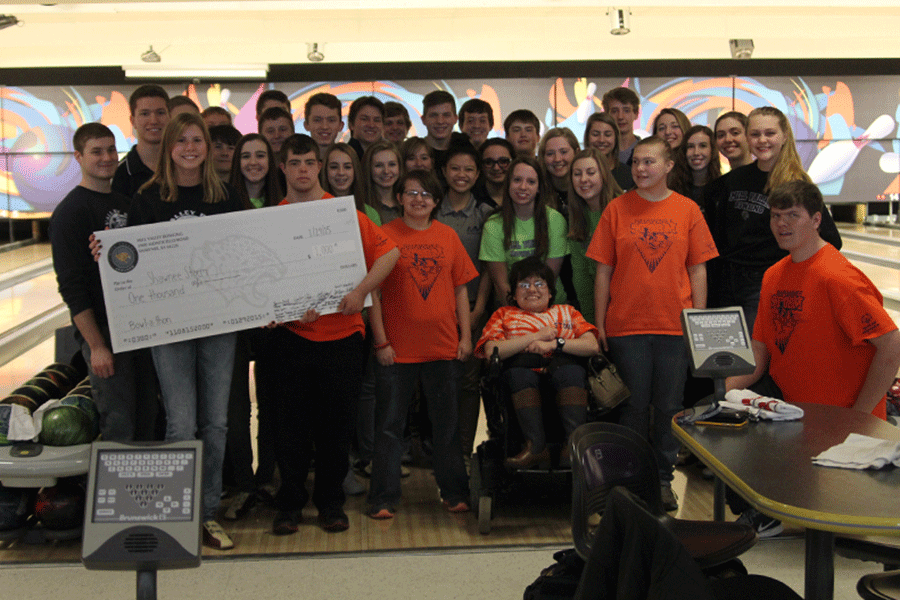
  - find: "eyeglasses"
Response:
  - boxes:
[517,280,547,290]
[403,190,434,200]
[482,157,512,168]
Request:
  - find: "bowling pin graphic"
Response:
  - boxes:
[576,82,597,124]
[808,114,895,184]
[880,153,899,175]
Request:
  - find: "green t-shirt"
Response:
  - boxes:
[569,208,604,325]
[363,203,382,226]
[479,206,569,303]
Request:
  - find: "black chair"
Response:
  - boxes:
[858,571,900,600]
[574,487,803,600]
[837,536,900,570]
[570,422,758,569]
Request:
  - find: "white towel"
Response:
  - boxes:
[813,433,900,469]
[6,404,37,441]
[721,389,805,421]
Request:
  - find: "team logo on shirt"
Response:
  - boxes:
[630,219,676,273]
[108,241,138,273]
[402,244,444,300]
[861,312,880,336]
[105,209,128,229]
[771,291,804,353]
[729,191,769,221]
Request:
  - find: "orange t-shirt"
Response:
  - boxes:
[754,244,895,419]
[475,304,599,359]
[585,190,718,337]
[276,199,397,342]
[380,219,478,362]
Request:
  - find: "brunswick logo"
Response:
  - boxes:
[108,241,138,273]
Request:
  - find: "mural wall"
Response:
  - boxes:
[2,74,899,218]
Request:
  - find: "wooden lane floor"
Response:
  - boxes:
[0,460,732,564]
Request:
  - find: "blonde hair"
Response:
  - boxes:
[747,106,811,193]
[538,127,580,170]
[140,112,227,204]
[567,148,622,242]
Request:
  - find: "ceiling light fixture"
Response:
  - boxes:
[0,14,20,30]
[729,39,754,59]
[141,45,161,63]
[608,8,630,35]
[307,43,324,62]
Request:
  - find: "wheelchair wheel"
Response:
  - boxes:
[469,450,492,535]
[477,495,492,535]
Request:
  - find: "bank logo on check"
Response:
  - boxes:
[108,241,138,273]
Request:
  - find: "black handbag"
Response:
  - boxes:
[587,353,630,411]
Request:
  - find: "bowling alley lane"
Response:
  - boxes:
[0,272,64,333]
[2,242,51,271]
[839,223,900,241]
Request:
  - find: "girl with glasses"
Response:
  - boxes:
[367,170,477,519]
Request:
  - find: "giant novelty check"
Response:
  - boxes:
[96,196,369,353]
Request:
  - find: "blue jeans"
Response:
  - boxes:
[151,332,237,521]
[607,335,688,484]
[80,330,160,442]
[369,360,469,508]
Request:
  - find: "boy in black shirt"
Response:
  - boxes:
[51,123,141,441]
[112,85,170,199]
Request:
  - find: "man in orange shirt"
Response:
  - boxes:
[269,134,400,536]
[726,180,900,537]
[727,180,900,416]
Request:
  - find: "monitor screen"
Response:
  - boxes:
[685,310,749,351]
[91,448,197,524]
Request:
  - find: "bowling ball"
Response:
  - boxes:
[11,385,48,406]
[0,405,12,446]
[0,484,33,531]
[24,377,61,402]
[1,395,37,413]
[39,369,75,396]
[35,479,85,530]
[59,395,100,440]
[38,405,93,446]
[68,386,92,400]
[45,363,83,383]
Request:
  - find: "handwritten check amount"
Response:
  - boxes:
[96,196,369,353]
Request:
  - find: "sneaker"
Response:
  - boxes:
[660,485,679,512]
[223,491,256,521]
[675,445,697,466]
[443,500,470,513]
[736,508,784,538]
[256,483,278,505]
[362,464,410,478]
[368,505,395,519]
[202,520,234,550]
[272,509,302,535]
[342,471,366,496]
[318,507,350,532]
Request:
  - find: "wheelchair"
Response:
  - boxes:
[469,348,618,534]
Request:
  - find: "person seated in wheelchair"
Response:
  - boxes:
[476,256,600,469]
